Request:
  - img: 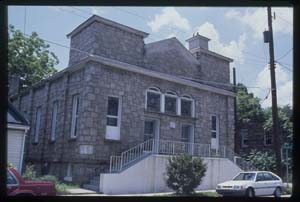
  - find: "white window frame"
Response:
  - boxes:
[34,106,42,144]
[50,100,59,142]
[105,95,122,140]
[164,91,178,115]
[210,115,219,150]
[264,130,272,146]
[145,87,163,113]
[241,129,249,148]
[180,95,195,118]
[70,94,79,139]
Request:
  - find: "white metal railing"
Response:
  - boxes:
[109,139,257,173]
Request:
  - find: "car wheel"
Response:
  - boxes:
[246,188,255,197]
[274,187,282,198]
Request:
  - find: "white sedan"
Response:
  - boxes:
[216,171,284,197]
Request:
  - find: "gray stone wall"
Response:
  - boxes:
[196,51,230,84]
[69,21,145,67]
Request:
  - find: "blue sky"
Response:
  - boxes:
[8,6,293,108]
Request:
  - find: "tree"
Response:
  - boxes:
[8,25,59,88]
[236,83,264,124]
[243,149,277,172]
[165,154,207,195]
[263,105,293,144]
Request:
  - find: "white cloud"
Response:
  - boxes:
[147,7,191,32]
[251,64,292,108]
[225,7,293,39]
[195,22,246,65]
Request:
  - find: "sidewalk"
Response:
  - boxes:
[60,188,216,196]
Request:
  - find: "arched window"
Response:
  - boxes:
[180,95,195,117]
[145,87,162,112]
[164,91,178,115]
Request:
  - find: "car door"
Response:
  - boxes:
[254,172,268,196]
[263,172,276,195]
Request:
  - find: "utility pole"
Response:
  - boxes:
[264,6,282,178]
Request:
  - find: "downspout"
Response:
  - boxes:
[19,127,29,174]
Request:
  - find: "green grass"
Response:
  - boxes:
[284,187,292,195]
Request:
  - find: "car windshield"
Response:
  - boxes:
[233,173,256,181]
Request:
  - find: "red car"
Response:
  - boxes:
[7,167,56,196]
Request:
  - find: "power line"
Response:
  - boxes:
[275,61,292,72]
[276,14,293,26]
[276,48,293,61]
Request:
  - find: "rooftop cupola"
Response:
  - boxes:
[186,32,210,53]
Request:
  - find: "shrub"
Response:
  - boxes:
[165,154,207,195]
[38,175,59,184]
[22,164,37,180]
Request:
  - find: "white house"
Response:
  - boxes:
[7,101,29,173]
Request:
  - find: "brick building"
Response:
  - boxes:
[9,15,235,186]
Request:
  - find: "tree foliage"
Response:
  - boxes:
[236,83,264,124]
[8,25,59,88]
[263,105,293,143]
[165,154,207,195]
[244,149,277,172]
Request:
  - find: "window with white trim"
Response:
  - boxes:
[211,115,218,139]
[106,96,120,127]
[34,106,42,144]
[146,87,162,112]
[264,130,272,145]
[241,129,249,147]
[50,100,58,142]
[70,94,79,139]
[181,95,194,117]
[181,125,192,142]
[164,91,177,115]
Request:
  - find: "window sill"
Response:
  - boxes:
[104,138,121,143]
[144,109,195,119]
[68,137,77,142]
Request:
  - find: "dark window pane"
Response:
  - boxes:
[256,173,265,181]
[144,121,154,135]
[181,100,191,116]
[147,92,160,112]
[181,125,190,142]
[107,97,119,116]
[107,117,118,126]
[263,173,273,181]
[211,131,216,138]
[165,96,176,114]
[211,116,216,130]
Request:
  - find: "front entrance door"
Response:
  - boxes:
[181,124,194,155]
[144,119,160,152]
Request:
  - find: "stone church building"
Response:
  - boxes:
[10,15,236,188]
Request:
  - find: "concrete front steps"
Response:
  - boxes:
[82,176,100,192]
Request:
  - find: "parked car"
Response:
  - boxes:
[7,167,56,196]
[216,171,284,197]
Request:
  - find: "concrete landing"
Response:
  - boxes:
[66,188,97,194]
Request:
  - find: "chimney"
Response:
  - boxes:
[9,75,20,96]
[186,32,210,53]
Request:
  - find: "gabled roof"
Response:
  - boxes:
[8,101,29,126]
[145,37,200,65]
[67,15,149,38]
